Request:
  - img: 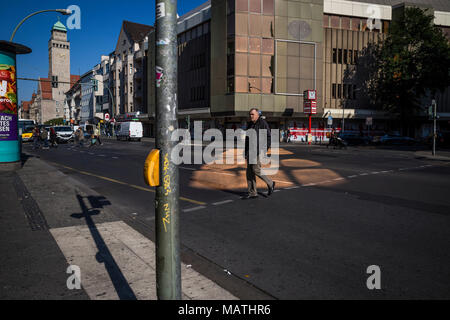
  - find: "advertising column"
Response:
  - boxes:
[0,41,31,167]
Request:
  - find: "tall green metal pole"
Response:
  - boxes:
[154,0,181,300]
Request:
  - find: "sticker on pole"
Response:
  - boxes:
[156,3,166,19]
[156,66,164,87]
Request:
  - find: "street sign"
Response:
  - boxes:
[104,113,110,121]
[327,116,333,126]
[304,90,316,100]
[303,100,317,114]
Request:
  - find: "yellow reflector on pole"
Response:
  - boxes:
[144,149,160,186]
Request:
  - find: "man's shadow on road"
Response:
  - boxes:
[71,193,137,300]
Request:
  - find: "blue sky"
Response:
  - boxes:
[2,0,205,104]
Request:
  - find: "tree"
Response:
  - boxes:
[45,117,64,126]
[368,7,450,135]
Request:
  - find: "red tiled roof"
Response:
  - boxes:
[70,74,80,85]
[22,100,31,111]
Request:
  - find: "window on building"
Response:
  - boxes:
[129,64,133,75]
[337,84,342,99]
[354,50,359,64]
[333,48,337,64]
[338,49,342,64]
[332,84,336,99]
[349,49,353,64]
[343,49,348,64]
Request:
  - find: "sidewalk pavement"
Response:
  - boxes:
[0,153,237,300]
[414,150,450,161]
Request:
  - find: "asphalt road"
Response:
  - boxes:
[23,139,450,299]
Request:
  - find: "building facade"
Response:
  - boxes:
[110,21,153,117]
[144,0,450,138]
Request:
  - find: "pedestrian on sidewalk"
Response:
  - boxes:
[94,125,102,145]
[78,128,85,147]
[49,127,58,148]
[40,127,49,149]
[32,126,40,150]
[243,108,275,199]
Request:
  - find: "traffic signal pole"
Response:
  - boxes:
[154,0,181,300]
[432,99,436,156]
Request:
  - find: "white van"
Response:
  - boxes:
[116,121,143,141]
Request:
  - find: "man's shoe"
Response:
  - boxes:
[268,182,275,196]
[242,194,258,200]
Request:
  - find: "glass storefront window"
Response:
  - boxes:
[249,0,261,13]
[261,77,273,93]
[248,77,261,93]
[235,53,248,76]
[261,55,273,77]
[249,14,262,36]
[262,16,274,38]
[249,37,261,53]
[236,0,248,12]
[236,13,248,35]
[236,76,248,92]
[262,38,274,55]
[248,54,261,77]
[236,36,248,52]
[263,0,274,15]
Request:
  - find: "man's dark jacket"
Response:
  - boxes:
[245,117,271,159]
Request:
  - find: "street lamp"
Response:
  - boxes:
[10,9,72,42]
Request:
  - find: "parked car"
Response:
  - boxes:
[21,126,34,142]
[338,133,371,146]
[115,121,143,141]
[380,134,416,145]
[54,126,74,143]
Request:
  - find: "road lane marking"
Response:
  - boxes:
[47,162,206,206]
[212,200,234,206]
[182,206,207,212]
[347,175,358,178]
[180,166,197,171]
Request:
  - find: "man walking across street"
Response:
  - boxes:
[243,108,275,199]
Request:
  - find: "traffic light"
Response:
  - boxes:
[51,75,58,88]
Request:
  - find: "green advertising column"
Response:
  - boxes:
[0,41,31,170]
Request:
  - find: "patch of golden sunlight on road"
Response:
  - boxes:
[281,158,321,168]
[187,149,345,191]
